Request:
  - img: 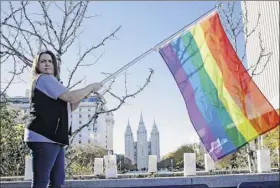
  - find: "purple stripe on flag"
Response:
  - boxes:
[159,44,220,160]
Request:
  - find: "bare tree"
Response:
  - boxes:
[1,1,153,124]
[1,1,30,99]
[1,1,154,176]
[1,1,122,88]
[218,1,273,172]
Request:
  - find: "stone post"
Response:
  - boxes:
[93,158,104,176]
[204,153,215,172]
[104,154,117,178]
[257,149,271,173]
[184,153,196,176]
[148,155,157,173]
[24,155,32,180]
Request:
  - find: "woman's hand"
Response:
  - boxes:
[90,83,103,92]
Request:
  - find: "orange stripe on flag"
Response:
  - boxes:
[200,12,279,133]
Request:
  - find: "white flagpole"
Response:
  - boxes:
[100,3,222,85]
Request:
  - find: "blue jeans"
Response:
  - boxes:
[27,142,65,188]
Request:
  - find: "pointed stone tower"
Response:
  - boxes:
[137,112,148,170]
[150,119,160,162]
[106,111,115,152]
[125,119,135,164]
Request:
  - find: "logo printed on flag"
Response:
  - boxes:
[209,138,229,154]
[158,11,279,161]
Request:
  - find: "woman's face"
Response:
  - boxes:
[37,53,54,75]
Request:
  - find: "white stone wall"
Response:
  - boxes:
[106,113,115,151]
[137,128,148,170]
[241,1,279,107]
[150,133,160,162]
[125,127,135,164]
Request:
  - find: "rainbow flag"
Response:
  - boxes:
[159,11,280,161]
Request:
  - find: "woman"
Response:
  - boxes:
[24,50,102,188]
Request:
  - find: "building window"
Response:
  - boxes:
[79,114,82,118]
[79,121,82,124]
[88,114,91,118]
[79,140,81,144]
[79,108,81,112]
[88,108,91,112]
[88,140,90,143]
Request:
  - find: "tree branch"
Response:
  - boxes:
[66,26,121,88]
[104,68,154,114]
[1,3,153,167]
[1,1,28,25]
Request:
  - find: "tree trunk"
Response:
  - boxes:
[246,145,253,172]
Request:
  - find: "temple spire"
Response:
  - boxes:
[139,111,144,124]
[151,118,158,133]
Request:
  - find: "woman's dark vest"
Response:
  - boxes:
[26,88,70,145]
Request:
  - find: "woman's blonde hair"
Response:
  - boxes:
[30,50,60,99]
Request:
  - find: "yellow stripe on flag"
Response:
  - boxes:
[190,25,259,141]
